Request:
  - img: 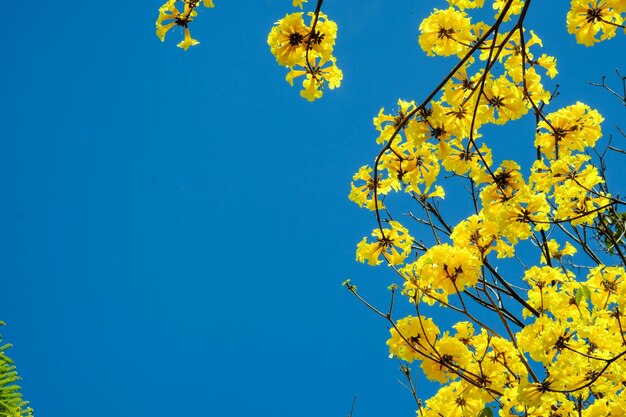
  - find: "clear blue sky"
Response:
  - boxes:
[2,1,625,416]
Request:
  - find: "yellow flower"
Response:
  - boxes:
[499,30,544,82]
[442,63,479,108]
[480,160,525,205]
[402,244,482,302]
[482,75,527,125]
[421,381,490,417]
[540,240,577,264]
[155,0,205,49]
[447,0,485,9]
[286,56,343,102]
[518,315,578,367]
[156,0,182,42]
[567,0,624,46]
[585,265,626,309]
[381,139,440,192]
[178,27,200,50]
[305,12,338,62]
[413,185,445,200]
[267,13,309,67]
[450,213,504,257]
[418,8,473,57]
[535,102,604,158]
[268,11,338,69]
[537,53,558,78]
[516,378,553,408]
[372,99,418,145]
[349,166,397,211]
[522,66,552,105]
[421,335,471,382]
[387,316,440,362]
[442,140,492,182]
[356,221,413,266]
[492,0,525,22]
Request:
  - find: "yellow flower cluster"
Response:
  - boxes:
[567,0,626,46]
[387,267,626,415]
[348,1,626,416]
[402,244,482,305]
[155,0,214,50]
[512,265,626,414]
[356,221,413,266]
[267,7,342,101]
[528,102,611,226]
[388,318,528,415]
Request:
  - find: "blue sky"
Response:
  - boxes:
[2,1,625,416]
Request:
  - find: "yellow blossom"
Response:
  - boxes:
[535,102,604,158]
[418,8,473,57]
[492,0,524,22]
[177,27,199,50]
[286,56,343,102]
[292,0,307,9]
[155,0,206,50]
[349,166,397,211]
[567,0,624,46]
[387,316,440,362]
[447,0,485,9]
[267,13,310,67]
[402,244,482,304]
[421,335,471,382]
[356,221,413,266]
[540,240,577,264]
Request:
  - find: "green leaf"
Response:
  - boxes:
[478,407,494,417]
[581,285,592,300]
[574,289,583,304]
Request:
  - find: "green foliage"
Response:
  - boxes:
[597,208,626,255]
[478,407,494,417]
[0,323,33,417]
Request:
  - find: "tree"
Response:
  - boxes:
[341,1,626,415]
[150,0,626,415]
[257,0,626,414]
[4,1,625,416]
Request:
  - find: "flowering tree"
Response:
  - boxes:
[160,0,623,415]
[3,1,625,417]
[154,0,626,415]
[343,1,626,414]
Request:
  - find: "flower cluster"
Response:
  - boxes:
[567,0,626,46]
[156,0,214,50]
[356,221,413,266]
[267,5,342,101]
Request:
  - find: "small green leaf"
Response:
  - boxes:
[581,285,592,300]
[574,289,583,304]
[478,407,494,417]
